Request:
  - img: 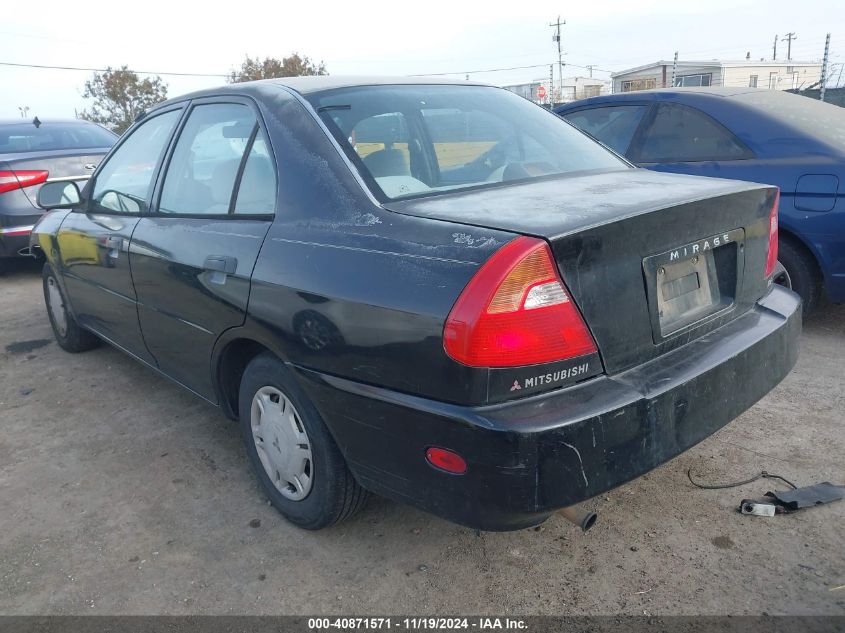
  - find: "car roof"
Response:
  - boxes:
[151,76,493,111]
[0,118,102,125]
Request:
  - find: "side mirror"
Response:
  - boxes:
[37,181,81,209]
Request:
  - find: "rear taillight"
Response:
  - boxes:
[444,236,597,368]
[0,170,49,195]
[764,190,779,278]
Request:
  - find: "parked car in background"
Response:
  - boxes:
[32,78,799,531]
[0,118,116,268]
[556,88,845,316]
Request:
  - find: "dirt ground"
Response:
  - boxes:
[1,258,843,616]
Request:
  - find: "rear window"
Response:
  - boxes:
[0,122,117,154]
[309,85,625,200]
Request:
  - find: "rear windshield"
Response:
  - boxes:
[0,122,117,154]
[308,85,626,200]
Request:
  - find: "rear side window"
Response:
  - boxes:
[159,103,258,215]
[90,109,181,214]
[563,105,648,156]
[0,122,116,154]
[233,134,276,214]
[636,103,752,162]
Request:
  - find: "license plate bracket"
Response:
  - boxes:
[643,228,745,341]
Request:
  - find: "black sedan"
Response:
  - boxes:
[0,118,116,267]
[32,77,800,531]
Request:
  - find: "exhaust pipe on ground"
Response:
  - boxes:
[558,506,597,532]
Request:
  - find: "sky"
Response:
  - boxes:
[1,0,843,119]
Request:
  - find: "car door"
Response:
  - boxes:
[560,104,651,157]
[129,98,277,400]
[56,107,183,362]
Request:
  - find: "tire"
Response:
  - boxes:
[777,238,821,318]
[42,263,100,353]
[238,352,368,529]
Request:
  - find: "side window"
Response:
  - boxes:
[159,103,256,215]
[564,106,648,156]
[233,134,276,214]
[90,110,181,214]
[637,103,751,163]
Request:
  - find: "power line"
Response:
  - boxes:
[409,63,552,76]
[409,61,612,77]
[0,61,227,78]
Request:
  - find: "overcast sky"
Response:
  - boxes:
[1,0,842,119]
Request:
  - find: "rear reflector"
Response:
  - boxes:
[444,236,597,368]
[764,190,780,279]
[0,170,49,195]
[0,225,35,236]
[425,447,467,474]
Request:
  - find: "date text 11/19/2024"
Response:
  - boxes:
[307,617,528,630]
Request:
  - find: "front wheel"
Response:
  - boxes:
[42,263,99,353]
[238,352,368,529]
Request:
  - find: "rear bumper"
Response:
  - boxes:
[0,203,42,258]
[296,286,802,531]
[0,226,37,258]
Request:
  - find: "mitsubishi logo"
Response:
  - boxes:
[510,380,521,392]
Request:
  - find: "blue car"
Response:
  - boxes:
[556,88,845,315]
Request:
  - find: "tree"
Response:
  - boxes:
[228,53,327,83]
[81,66,168,134]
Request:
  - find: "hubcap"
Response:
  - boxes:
[250,386,313,501]
[46,276,68,337]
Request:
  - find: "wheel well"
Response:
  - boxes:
[779,229,822,279]
[216,339,273,420]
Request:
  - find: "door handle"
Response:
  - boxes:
[203,255,238,285]
[204,255,237,274]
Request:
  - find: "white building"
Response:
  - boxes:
[559,76,609,102]
[611,60,822,93]
[503,76,609,104]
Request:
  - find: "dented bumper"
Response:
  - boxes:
[296,285,801,531]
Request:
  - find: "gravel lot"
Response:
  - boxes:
[1,259,843,616]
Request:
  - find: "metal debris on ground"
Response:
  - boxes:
[687,467,845,517]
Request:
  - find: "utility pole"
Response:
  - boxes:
[671,51,678,88]
[550,16,565,106]
[782,32,797,60]
[773,34,778,60]
[586,65,595,78]
[549,64,554,107]
[820,33,831,102]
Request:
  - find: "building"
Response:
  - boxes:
[502,79,549,103]
[503,76,609,104]
[560,76,609,102]
[611,60,822,93]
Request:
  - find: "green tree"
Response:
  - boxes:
[228,53,327,83]
[81,66,168,134]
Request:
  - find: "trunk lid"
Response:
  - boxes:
[0,148,107,208]
[386,169,777,374]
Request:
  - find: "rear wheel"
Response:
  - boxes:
[42,263,99,353]
[238,352,368,529]
[777,238,821,318]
